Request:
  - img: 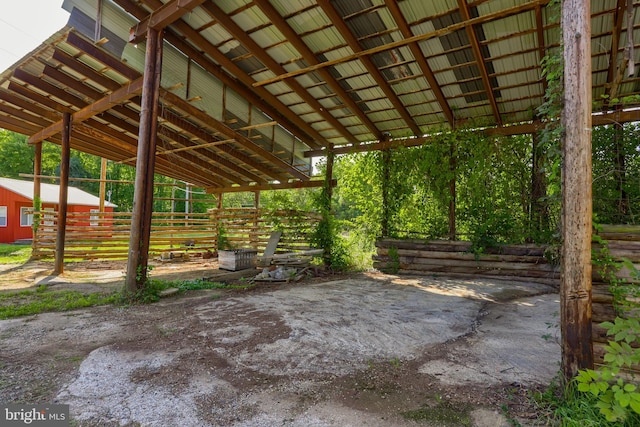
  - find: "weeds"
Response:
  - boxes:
[531,374,640,426]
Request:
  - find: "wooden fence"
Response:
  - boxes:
[373,239,560,285]
[32,208,321,260]
[374,225,640,370]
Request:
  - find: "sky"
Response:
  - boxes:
[0,0,70,72]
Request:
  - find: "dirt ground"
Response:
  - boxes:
[0,259,561,426]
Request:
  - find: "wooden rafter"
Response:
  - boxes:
[129,0,207,43]
[206,179,337,194]
[27,76,144,144]
[605,0,628,107]
[200,1,358,144]
[65,28,310,182]
[254,0,552,88]
[160,90,309,182]
[317,0,422,136]
[535,5,549,96]
[457,0,502,126]
[253,0,382,140]
[304,108,640,157]
[384,0,455,127]
[115,0,327,149]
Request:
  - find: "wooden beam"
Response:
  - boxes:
[561,0,593,379]
[254,0,552,87]
[27,77,144,144]
[305,109,640,157]
[54,112,71,275]
[457,0,502,126]
[129,0,207,43]
[66,31,140,81]
[206,179,336,194]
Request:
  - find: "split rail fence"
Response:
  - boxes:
[31,208,320,260]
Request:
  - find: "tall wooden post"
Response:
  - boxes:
[325,147,335,205]
[322,147,335,266]
[125,27,163,292]
[448,141,457,240]
[32,142,42,253]
[381,149,391,238]
[99,158,107,213]
[561,0,593,379]
[54,113,71,275]
[531,129,548,240]
[613,112,628,220]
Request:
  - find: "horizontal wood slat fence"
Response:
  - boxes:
[374,224,640,371]
[31,208,320,260]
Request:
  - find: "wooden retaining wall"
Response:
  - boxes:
[32,208,320,260]
[374,225,640,370]
[373,239,560,285]
[592,225,640,369]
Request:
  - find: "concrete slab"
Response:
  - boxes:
[0,273,561,426]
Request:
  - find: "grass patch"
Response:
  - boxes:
[0,278,251,319]
[401,398,471,426]
[0,285,117,319]
[531,376,640,426]
[115,278,254,305]
[0,243,32,264]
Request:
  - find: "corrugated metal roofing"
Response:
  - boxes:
[0,0,639,192]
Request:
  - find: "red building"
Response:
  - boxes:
[0,177,116,243]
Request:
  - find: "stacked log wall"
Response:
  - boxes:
[374,226,640,371]
[591,225,640,370]
[373,239,560,286]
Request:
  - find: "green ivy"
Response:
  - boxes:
[576,317,640,423]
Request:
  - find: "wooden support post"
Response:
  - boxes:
[125,27,164,292]
[32,142,42,251]
[99,158,107,213]
[325,147,335,206]
[561,0,593,380]
[321,147,335,266]
[531,129,548,240]
[54,113,71,275]
[613,110,628,220]
[448,141,457,240]
[381,148,391,238]
[217,193,223,209]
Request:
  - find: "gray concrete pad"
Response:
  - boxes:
[2,273,560,426]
